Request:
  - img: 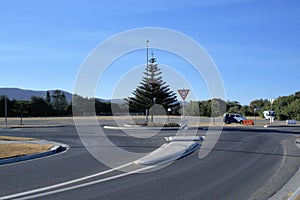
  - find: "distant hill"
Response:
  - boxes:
[0,88,127,104]
[110,99,126,104]
[0,88,73,102]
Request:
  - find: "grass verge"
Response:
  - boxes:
[0,143,53,159]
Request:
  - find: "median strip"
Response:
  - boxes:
[0,136,68,165]
[165,136,205,142]
[135,141,201,165]
[0,143,53,160]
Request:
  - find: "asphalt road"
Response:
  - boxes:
[0,125,299,200]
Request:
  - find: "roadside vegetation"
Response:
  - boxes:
[1,51,299,121]
[0,143,53,159]
[1,91,299,121]
[185,91,300,121]
[0,136,53,160]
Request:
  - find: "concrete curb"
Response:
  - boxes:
[165,136,205,142]
[135,141,201,165]
[288,187,300,200]
[0,125,67,129]
[286,138,300,200]
[104,125,181,130]
[269,138,300,200]
[104,126,204,166]
[0,144,68,166]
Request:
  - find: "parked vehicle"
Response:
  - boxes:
[263,110,275,120]
[223,113,246,124]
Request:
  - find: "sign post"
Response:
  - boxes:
[178,89,190,134]
[167,108,171,123]
[270,99,275,124]
[254,108,261,125]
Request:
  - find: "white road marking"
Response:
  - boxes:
[0,162,135,200]
[16,165,155,200]
[1,140,199,199]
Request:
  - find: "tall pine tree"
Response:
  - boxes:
[128,53,179,121]
[51,90,68,116]
[46,91,51,105]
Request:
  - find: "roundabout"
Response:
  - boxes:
[0,123,299,200]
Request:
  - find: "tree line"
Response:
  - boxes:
[185,91,300,120]
[0,90,124,118]
[1,89,299,121]
[0,90,70,117]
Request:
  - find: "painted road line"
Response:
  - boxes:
[0,162,135,200]
[15,165,156,200]
[1,138,202,199]
[1,142,198,200]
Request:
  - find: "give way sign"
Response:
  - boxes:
[178,89,190,101]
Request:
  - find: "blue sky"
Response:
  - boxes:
[1,0,300,105]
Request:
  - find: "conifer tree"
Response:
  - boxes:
[51,90,68,115]
[128,53,179,122]
[46,91,51,105]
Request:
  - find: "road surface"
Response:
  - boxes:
[0,125,299,200]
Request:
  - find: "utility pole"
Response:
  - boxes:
[270,99,275,124]
[145,40,149,124]
[20,98,24,125]
[254,108,261,125]
[5,96,8,129]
